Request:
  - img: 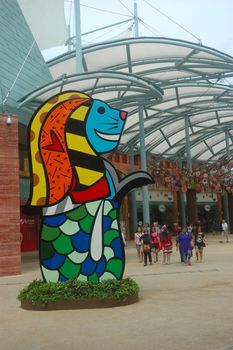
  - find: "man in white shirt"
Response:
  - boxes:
[220,219,229,243]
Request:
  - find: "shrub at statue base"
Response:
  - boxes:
[18,278,139,310]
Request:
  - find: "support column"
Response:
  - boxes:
[227,193,233,234]
[0,114,21,276]
[223,191,230,228]
[134,2,139,37]
[120,196,130,240]
[184,115,192,174]
[129,145,137,236]
[184,115,198,225]
[138,105,150,225]
[74,0,84,73]
[172,190,179,231]
[178,157,186,228]
[223,130,230,230]
[216,192,223,223]
[186,189,198,225]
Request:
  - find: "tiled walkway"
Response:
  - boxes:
[1,235,233,350]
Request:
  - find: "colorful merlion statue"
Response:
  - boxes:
[26,91,153,282]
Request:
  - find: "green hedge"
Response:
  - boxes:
[18,278,139,304]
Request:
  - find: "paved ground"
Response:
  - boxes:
[1,235,233,350]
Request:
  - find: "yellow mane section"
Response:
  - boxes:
[29,91,89,206]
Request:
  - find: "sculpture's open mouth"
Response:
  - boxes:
[95,130,121,142]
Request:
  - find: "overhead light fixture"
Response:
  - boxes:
[6,115,12,125]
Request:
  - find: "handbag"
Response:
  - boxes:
[143,244,151,252]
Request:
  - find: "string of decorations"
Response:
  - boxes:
[147,157,233,194]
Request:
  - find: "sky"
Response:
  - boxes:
[42,0,233,61]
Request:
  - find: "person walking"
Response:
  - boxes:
[143,222,151,235]
[140,231,152,266]
[150,224,160,263]
[194,229,207,263]
[160,226,173,265]
[134,227,143,262]
[220,219,229,243]
[176,227,184,263]
[176,227,193,266]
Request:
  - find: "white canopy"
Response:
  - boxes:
[19,37,233,163]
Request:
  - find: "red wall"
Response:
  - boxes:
[0,115,21,276]
[20,211,40,252]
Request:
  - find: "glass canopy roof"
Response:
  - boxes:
[19,37,233,163]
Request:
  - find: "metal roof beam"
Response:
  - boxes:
[126,44,133,74]
[204,140,215,155]
[159,128,172,147]
[215,111,221,124]
[175,49,199,69]
[208,146,233,162]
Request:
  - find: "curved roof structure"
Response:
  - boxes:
[19,37,233,163]
[18,70,163,114]
[48,37,233,84]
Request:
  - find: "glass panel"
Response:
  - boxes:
[146,70,191,81]
[162,120,183,135]
[198,150,213,161]
[219,116,233,123]
[167,145,182,154]
[193,51,226,61]
[192,126,203,132]
[169,129,186,146]
[132,62,171,74]
[144,118,164,128]
[197,119,218,127]
[49,58,75,79]
[190,112,216,123]
[130,42,192,60]
[84,45,126,71]
[212,140,226,153]
[218,110,233,116]
[145,131,162,146]
[191,142,205,157]
[207,134,223,146]
[151,140,169,153]
[120,132,137,144]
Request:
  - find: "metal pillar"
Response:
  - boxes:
[138,105,150,225]
[134,2,139,37]
[129,145,138,233]
[223,191,230,225]
[184,115,192,174]
[74,0,84,73]
[178,157,186,228]
[225,130,231,160]
[223,130,230,227]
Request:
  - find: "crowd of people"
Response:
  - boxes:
[134,221,210,266]
[134,219,230,266]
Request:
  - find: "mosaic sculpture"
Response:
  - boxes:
[26,91,153,282]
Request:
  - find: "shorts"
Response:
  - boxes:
[151,243,159,250]
[136,244,142,252]
[195,245,204,252]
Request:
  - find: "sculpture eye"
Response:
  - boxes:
[97,107,105,114]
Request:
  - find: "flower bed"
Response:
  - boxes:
[18,278,139,311]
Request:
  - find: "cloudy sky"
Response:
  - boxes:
[42,0,233,60]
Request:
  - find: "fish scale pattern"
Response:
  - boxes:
[40,200,124,283]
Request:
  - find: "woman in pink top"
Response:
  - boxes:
[150,224,160,263]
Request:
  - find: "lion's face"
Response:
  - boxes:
[86,100,127,154]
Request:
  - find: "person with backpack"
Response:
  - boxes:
[194,229,207,263]
[140,231,152,266]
